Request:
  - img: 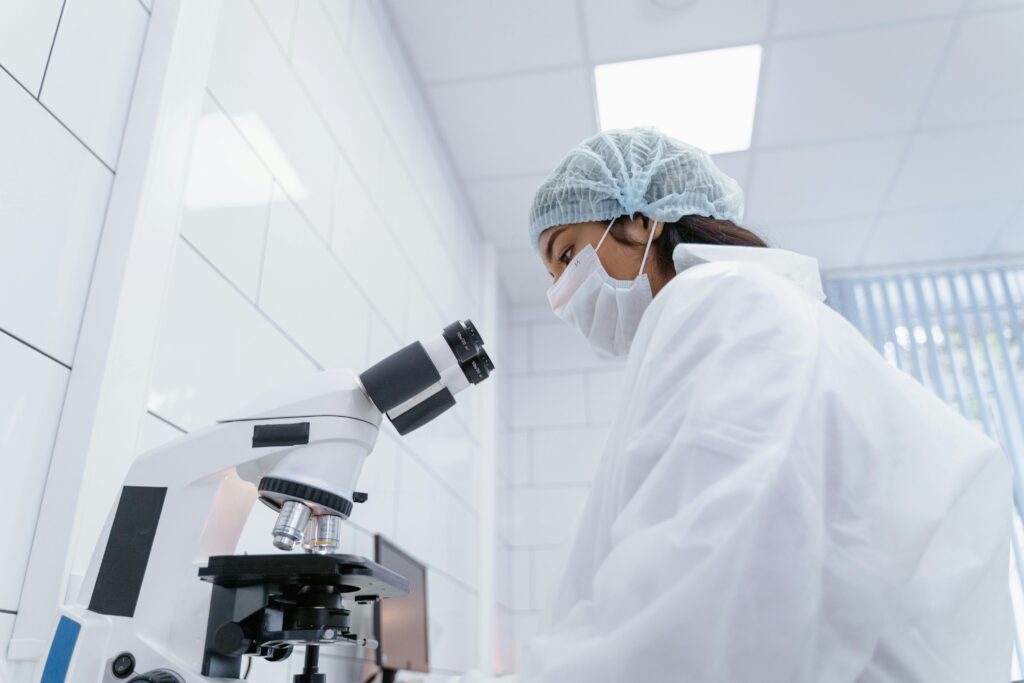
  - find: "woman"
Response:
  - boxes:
[501,128,1012,681]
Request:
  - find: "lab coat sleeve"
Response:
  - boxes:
[522,264,893,682]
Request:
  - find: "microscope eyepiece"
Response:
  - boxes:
[359,319,494,435]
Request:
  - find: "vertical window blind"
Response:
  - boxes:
[824,264,1024,675]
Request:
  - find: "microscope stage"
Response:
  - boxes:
[198,553,409,602]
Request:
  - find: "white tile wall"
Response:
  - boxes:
[500,311,626,669]
[0,332,69,610]
[0,4,148,671]
[39,0,148,167]
[0,71,113,364]
[143,2,492,679]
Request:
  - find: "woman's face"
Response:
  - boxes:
[538,216,670,294]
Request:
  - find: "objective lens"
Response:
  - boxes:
[272,500,312,551]
[306,514,343,554]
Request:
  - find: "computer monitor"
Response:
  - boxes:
[374,535,429,679]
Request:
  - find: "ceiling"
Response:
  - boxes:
[384,0,1024,305]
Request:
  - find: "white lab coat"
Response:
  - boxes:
[479,245,1014,682]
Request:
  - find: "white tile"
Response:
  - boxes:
[774,0,959,35]
[428,68,597,179]
[135,413,184,453]
[531,426,608,486]
[291,0,383,177]
[208,0,338,236]
[861,205,1017,267]
[400,410,478,510]
[250,0,297,53]
[512,549,531,610]
[509,487,588,546]
[531,546,569,611]
[40,0,148,167]
[886,122,1024,212]
[349,431,399,537]
[512,612,543,671]
[508,430,531,487]
[260,186,371,370]
[507,324,531,375]
[991,208,1024,256]
[427,573,479,673]
[180,95,274,300]
[762,219,872,271]
[465,176,546,250]
[586,370,624,425]
[0,73,113,364]
[0,612,38,682]
[711,151,753,192]
[147,240,317,430]
[387,0,584,83]
[758,21,951,146]
[0,333,69,610]
[744,137,905,227]
[510,374,587,429]
[0,0,64,93]
[581,0,772,64]
[498,247,552,307]
[924,9,1024,128]
[319,0,355,49]
[529,321,626,374]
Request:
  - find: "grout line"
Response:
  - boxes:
[253,181,276,306]
[178,235,325,371]
[0,327,72,370]
[982,202,1024,255]
[854,0,975,265]
[0,62,114,173]
[37,0,68,98]
[135,0,150,14]
[146,409,187,434]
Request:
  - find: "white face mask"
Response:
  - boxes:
[546,217,658,357]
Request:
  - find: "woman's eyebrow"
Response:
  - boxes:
[543,227,568,264]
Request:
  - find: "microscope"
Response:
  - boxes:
[40,321,493,683]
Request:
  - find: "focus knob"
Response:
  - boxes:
[128,670,184,683]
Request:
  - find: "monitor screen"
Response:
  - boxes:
[374,536,429,673]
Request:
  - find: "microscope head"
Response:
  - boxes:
[253,320,493,553]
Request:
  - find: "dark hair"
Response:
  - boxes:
[609,214,767,279]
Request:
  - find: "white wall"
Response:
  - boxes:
[498,305,626,670]
[0,0,149,678]
[126,1,490,681]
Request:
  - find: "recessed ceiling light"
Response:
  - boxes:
[594,44,762,155]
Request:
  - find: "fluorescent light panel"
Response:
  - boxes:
[594,44,762,155]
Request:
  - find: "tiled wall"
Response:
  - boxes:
[136,1,490,681]
[498,306,626,670]
[0,0,149,679]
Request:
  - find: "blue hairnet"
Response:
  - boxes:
[528,127,744,252]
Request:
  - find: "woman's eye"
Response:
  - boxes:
[559,246,574,265]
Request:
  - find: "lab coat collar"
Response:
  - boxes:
[672,243,827,302]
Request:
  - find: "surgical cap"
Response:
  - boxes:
[528,127,745,252]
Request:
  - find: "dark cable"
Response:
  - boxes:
[243,657,253,680]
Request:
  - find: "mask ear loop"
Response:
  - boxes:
[637,218,658,278]
[594,217,617,252]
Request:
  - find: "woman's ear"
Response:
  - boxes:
[651,218,664,241]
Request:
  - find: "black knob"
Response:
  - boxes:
[212,622,251,657]
[353,491,368,503]
[111,652,135,679]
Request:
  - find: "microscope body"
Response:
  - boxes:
[40,321,493,683]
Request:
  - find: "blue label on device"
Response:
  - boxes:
[41,616,81,683]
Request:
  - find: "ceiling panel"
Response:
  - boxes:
[773,0,960,36]
[581,0,771,65]
[763,219,872,270]
[923,8,1024,128]
[860,204,1016,266]
[466,175,547,249]
[886,121,1024,212]
[385,0,584,83]
[428,68,597,180]
[757,21,951,146]
[498,247,551,305]
[744,137,905,228]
